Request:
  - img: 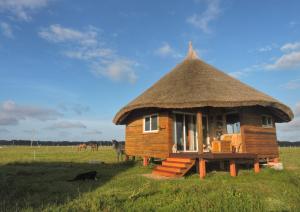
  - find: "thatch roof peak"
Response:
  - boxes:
[186,41,199,60]
[113,50,293,125]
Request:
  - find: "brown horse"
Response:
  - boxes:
[90,143,99,152]
[77,144,87,151]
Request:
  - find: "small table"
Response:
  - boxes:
[211,140,231,153]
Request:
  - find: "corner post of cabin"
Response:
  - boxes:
[254,158,260,173]
[229,160,237,177]
[143,156,149,166]
[197,111,203,154]
[199,158,206,179]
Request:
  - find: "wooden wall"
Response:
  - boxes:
[240,107,279,158]
[240,107,276,128]
[204,106,279,158]
[241,125,279,158]
[124,106,279,159]
[125,110,173,158]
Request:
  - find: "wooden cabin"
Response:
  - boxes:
[113,43,294,178]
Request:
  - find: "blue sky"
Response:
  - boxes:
[0,0,300,141]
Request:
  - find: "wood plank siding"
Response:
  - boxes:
[125,111,173,158]
[124,106,279,159]
[241,125,279,158]
[240,107,279,158]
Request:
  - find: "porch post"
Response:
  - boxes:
[254,159,260,173]
[143,156,149,166]
[197,112,203,154]
[199,159,206,179]
[229,160,237,177]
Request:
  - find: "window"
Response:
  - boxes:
[144,114,159,132]
[262,115,273,127]
[226,113,240,134]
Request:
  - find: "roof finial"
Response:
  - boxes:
[186,41,199,60]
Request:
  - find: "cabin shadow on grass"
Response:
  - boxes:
[0,160,135,211]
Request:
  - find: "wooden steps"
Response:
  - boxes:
[152,157,195,178]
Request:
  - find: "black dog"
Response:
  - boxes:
[68,171,97,181]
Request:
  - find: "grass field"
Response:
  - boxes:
[0,146,300,211]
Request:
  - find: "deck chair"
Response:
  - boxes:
[230,134,242,153]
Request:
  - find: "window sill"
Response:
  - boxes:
[143,130,159,134]
[262,125,273,128]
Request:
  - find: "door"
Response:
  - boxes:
[174,113,198,152]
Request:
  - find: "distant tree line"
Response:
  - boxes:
[0,140,299,147]
[0,140,125,146]
[277,141,300,147]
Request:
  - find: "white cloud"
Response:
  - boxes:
[64,48,113,61]
[154,42,182,58]
[280,42,300,52]
[251,43,278,53]
[155,42,172,56]
[0,100,61,126]
[0,22,13,38]
[187,0,221,33]
[0,128,9,133]
[57,103,90,115]
[46,121,87,130]
[0,117,124,141]
[229,64,262,79]
[265,51,300,70]
[258,46,272,52]
[282,79,300,90]
[71,104,89,115]
[39,24,137,83]
[289,21,297,28]
[39,24,98,46]
[0,0,49,21]
[277,102,300,141]
[92,58,137,83]
[295,103,300,116]
[83,129,102,135]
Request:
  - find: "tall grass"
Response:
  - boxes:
[0,146,299,211]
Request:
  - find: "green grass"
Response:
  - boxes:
[0,146,300,211]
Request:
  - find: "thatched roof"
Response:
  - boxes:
[113,43,293,124]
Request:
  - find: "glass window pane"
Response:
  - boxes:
[151,115,158,130]
[262,116,267,125]
[268,117,272,126]
[234,122,240,133]
[227,124,234,134]
[226,113,240,134]
[145,117,150,131]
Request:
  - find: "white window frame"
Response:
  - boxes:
[225,112,241,134]
[143,114,159,133]
[262,115,273,128]
[173,112,198,152]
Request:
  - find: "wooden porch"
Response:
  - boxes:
[151,152,260,179]
[170,152,258,160]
